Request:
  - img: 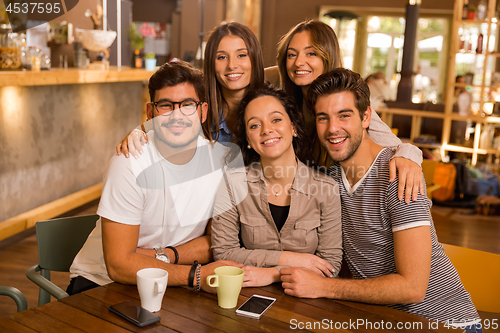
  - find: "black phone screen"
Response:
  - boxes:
[238,296,275,315]
[109,301,160,327]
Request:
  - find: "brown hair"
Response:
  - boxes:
[148,60,210,139]
[276,19,343,108]
[307,68,371,120]
[204,21,265,141]
[233,85,312,166]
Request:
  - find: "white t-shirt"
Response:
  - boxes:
[70,132,244,285]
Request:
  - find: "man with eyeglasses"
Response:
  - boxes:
[69,61,243,294]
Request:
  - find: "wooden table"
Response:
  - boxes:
[0,283,459,332]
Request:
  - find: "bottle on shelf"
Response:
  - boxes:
[476,0,487,20]
[476,33,484,53]
[467,35,473,53]
[462,0,469,20]
[459,34,466,52]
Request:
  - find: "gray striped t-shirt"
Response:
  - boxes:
[328,148,479,324]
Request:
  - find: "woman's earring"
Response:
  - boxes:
[293,131,298,137]
[247,144,252,149]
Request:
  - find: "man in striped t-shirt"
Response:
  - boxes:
[280,68,481,332]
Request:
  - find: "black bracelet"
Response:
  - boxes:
[166,246,179,264]
[188,260,198,288]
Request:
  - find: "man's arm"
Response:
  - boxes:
[102,217,192,285]
[368,110,424,202]
[102,217,239,292]
[135,219,213,264]
[281,226,432,304]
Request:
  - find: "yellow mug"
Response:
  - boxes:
[206,266,244,309]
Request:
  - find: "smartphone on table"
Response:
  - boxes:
[109,300,161,327]
[235,295,276,319]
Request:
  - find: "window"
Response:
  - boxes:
[320,7,449,103]
[322,15,358,70]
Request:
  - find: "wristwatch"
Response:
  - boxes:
[154,247,170,263]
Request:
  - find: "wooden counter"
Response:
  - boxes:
[0,67,150,241]
[0,67,153,87]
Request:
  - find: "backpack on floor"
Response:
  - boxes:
[433,163,457,201]
[451,160,468,199]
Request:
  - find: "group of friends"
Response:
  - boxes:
[68,19,482,332]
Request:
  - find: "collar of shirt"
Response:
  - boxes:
[243,160,313,197]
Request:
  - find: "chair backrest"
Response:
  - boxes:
[36,214,99,272]
[442,243,500,313]
[422,160,438,186]
[264,66,280,87]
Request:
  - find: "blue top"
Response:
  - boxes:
[211,110,233,143]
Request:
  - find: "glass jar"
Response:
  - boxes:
[476,0,487,20]
[28,46,42,71]
[0,24,22,70]
[41,54,51,70]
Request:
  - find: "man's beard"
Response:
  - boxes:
[324,130,363,163]
[154,118,201,149]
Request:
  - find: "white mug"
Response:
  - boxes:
[136,268,168,312]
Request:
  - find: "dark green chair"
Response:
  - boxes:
[0,286,27,312]
[26,214,99,306]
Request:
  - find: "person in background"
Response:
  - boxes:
[455,75,472,145]
[365,71,392,111]
[68,61,241,294]
[455,75,472,117]
[281,68,482,333]
[211,86,342,287]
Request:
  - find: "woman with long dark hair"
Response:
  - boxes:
[211,86,342,287]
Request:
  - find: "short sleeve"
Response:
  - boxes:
[97,155,145,225]
[386,177,432,232]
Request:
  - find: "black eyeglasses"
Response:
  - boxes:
[151,99,202,116]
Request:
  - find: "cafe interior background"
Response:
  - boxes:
[0,0,499,322]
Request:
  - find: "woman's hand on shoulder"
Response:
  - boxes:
[278,252,334,277]
[389,157,425,203]
[242,266,280,287]
[116,128,148,158]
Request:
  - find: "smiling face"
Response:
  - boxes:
[315,91,370,164]
[215,35,252,95]
[286,31,325,88]
[244,95,296,162]
[147,82,208,150]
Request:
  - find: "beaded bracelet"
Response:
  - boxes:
[188,260,198,288]
[166,246,179,264]
[195,264,202,291]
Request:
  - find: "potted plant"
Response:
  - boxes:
[467,5,477,20]
[144,52,157,71]
[127,23,144,68]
